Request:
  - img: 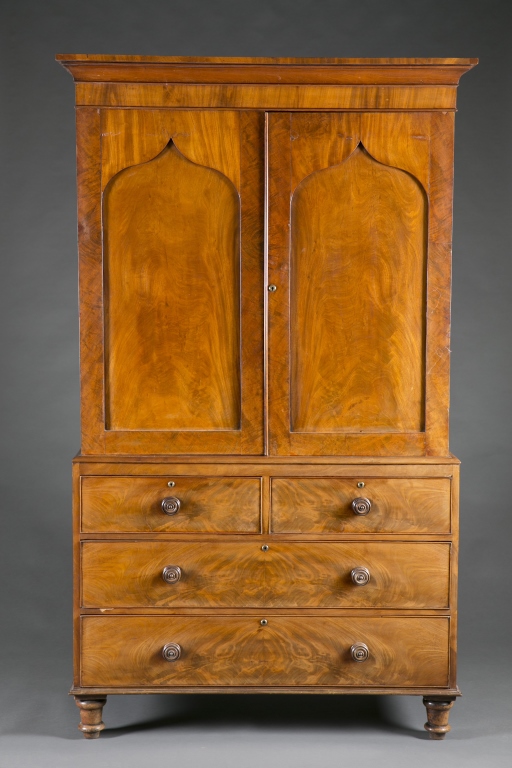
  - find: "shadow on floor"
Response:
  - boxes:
[101,694,428,740]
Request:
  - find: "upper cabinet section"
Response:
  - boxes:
[59,57,476,456]
[75,108,264,455]
[58,56,477,111]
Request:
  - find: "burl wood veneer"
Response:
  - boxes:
[58,55,476,740]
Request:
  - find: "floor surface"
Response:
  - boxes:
[0,652,510,768]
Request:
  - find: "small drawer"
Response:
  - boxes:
[80,615,450,688]
[81,541,450,609]
[81,476,262,533]
[271,477,451,534]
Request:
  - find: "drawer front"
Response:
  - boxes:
[271,477,451,533]
[81,615,450,688]
[81,541,450,608]
[81,476,261,533]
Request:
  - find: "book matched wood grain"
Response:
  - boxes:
[73,80,460,457]
[81,540,450,609]
[80,615,450,688]
[59,56,474,737]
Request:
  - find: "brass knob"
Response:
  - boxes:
[161,496,181,515]
[162,642,182,661]
[162,565,182,584]
[351,497,371,515]
[351,566,371,586]
[350,643,369,662]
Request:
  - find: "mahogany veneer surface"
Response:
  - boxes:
[81,476,262,533]
[271,477,451,533]
[80,615,450,688]
[60,56,475,739]
[81,540,450,609]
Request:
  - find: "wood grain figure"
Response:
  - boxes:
[80,615,450,688]
[271,477,451,533]
[58,56,476,738]
[81,476,262,533]
[291,143,426,433]
[104,141,240,431]
[81,540,450,609]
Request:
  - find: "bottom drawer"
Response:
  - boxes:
[81,616,449,688]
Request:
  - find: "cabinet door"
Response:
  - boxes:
[268,112,453,456]
[77,109,263,454]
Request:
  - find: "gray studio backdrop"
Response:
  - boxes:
[0,1,511,766]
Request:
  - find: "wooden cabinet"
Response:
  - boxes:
[58,55,476,740]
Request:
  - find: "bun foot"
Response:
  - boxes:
[75,696,107,739]
[422,697,455,740]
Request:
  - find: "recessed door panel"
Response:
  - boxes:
[291,145,426,433]
[105,141,240,431]
[78,109,264,454]
[268,112,452,456]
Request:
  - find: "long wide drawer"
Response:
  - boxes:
[271,477,451,533]
[80,615,450,688]
[81,541,450,608]
[81,476,262,533]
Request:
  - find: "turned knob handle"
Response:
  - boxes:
[162,565,182,584]
[162,642,182,661]
[351,566,371,585]
[350,643,369,662]
[351,497,371,515]
[161,496,181,515]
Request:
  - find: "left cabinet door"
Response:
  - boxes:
[77,109,264,454]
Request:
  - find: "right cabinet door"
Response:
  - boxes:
[267,112,454,456]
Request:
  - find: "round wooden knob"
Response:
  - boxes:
[350,643,369,662]
[162,642,182,661]
[161,496,181,515]
[351,497,371,515]
[351,566,371,585]
[162,565,182,584]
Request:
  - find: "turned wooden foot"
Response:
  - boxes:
[423,696,455,740]
[75,696,107,739]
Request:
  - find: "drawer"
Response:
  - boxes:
[81,476,261,533]
[81,541,450,608]
[271,477,451,533]
[80,615,450,688]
